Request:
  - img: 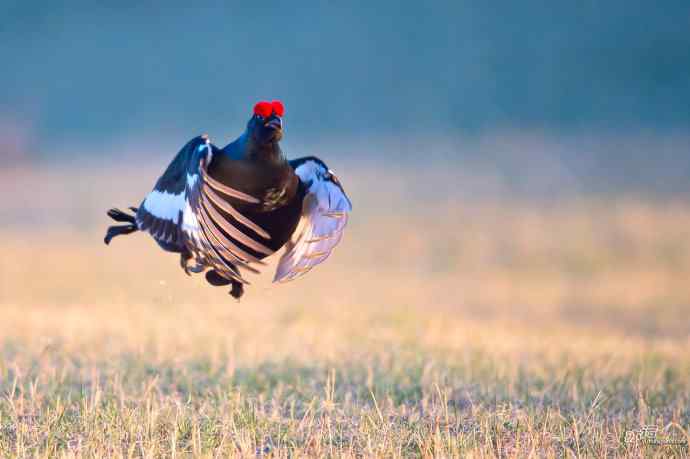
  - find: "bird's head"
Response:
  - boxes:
[247,100,284,145]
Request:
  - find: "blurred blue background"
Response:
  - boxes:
[2,1,689,192]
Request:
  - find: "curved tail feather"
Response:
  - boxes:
[104,207,139,244]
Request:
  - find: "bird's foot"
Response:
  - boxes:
[180,252,204,275]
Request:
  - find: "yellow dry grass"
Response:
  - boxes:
[0,163,688,457]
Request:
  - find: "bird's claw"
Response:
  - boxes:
[180,252,204,276]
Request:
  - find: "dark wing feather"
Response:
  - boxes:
[183,139,276,284]
[135,137,209,252]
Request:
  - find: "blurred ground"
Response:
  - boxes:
[0,158,689,456]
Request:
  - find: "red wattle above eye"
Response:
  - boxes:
[253,101,272,118]
[271,100,284,117]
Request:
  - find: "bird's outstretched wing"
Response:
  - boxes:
[274,157,352,283]
[184,137,275,285]
[135,137,205,253]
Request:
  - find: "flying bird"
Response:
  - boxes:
[104,100,351,299]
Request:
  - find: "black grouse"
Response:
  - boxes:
[104,100,352,299]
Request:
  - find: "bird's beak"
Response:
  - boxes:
[265,118,282,131]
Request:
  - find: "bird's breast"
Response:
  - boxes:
[207,156,298,211]
[203,155,304,255]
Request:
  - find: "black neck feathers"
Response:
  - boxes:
[246,139,284,163]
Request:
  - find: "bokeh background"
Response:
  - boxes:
[3,1,690,193]
[1,2,689,456]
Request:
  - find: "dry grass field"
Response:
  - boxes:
[1,161,689,457]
